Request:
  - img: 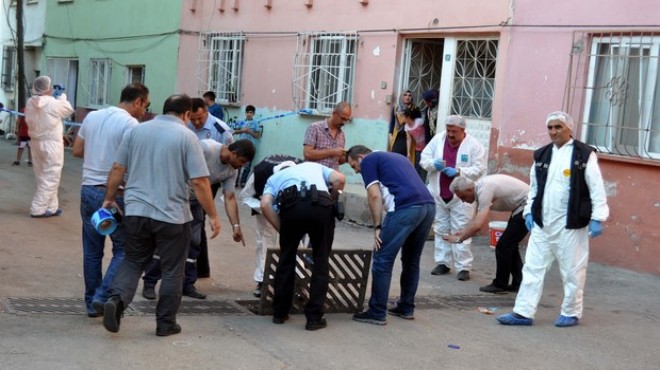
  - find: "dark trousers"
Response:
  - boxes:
[197,182,221,277]
[111,216,191,326]
[493,212,528,289]
[143,200,204,290]
[273,198,335,322]
[235,160,252,187]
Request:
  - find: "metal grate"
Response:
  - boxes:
[293,32,358,114]
[259,248,372,315]
[565,30,660,160]
[129,299,252,316]
[196,32,246,103]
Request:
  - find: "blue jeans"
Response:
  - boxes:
[367,203,435,319]
[80,185,126,314]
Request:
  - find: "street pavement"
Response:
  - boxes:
[0,138,658,370]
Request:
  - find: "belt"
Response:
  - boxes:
[92,184,124,195]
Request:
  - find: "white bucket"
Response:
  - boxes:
[488,221,508,249]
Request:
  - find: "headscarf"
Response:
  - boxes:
[397,90,415,113]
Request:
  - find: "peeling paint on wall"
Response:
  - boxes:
[498,152,531,176]
[604,181,618,197]
[372,46,381,56]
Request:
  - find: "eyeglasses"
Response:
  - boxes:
[547,124,563,130]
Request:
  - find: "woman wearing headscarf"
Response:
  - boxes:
[24,76,74,217]
[388,90,416,157]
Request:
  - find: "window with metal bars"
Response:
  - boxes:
[575,33,660,160]
[197,32,245,104]
[451,39,498,119]
[2,46,16,92]
[293,32,358,114]
[127,65,145,85]
[89,58,111,106]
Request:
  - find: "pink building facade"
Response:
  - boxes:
[176,0,659,275]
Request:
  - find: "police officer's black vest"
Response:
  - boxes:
[531,139,595,229]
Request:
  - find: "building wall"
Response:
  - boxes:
[42,0,183,119]
[178,0,511,182]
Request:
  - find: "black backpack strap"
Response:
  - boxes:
[214,121,226,134]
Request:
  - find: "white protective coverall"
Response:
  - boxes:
[420,131,486,271]
[514,139,609,319]
[24,76,74,216]
[240,173,278,283]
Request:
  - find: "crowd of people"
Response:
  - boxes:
[13,76,609,336]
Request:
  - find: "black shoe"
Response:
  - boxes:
[387,306,414,320]
[272,315,290,324]
[253,282,263,298]
[479,283,507,294]
[507,284,520,293]
[352,311,386,326]
[92,300,105,315]
[142,285,156,300]
[156,323,182,337]
[305,318,327,331]
[431,264,450,275]
[103,296,124,333]
[457,270,470,281]
[183,287,207,299]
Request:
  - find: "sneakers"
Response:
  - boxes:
[457,270,470,281]
[253,282,263,298]
[142,285,156,300]
[554,315,579,327]
[31,208,63,218]
[479,283,508,294]
[103,296,124,333]
[496,312,533,326]
[387,306,414,320]
[305,318,328,331]
[156,323,182,336]
[431,264,450,275]
[183,286,207,299]
[272,315,290,324]
[11,161,19,166]
[352,311,386,326]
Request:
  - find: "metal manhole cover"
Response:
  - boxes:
[415,294,515,310]
[1,297,136,316]
[129,299,253,316]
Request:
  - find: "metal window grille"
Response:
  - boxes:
[400,39,444,107]
[89,58,111,106]
[566,31,660,160]
[127,65,145,85]
[451,39,498,119]
[293,32,358,114]
[2,46,16,92]
[196,32,245,104]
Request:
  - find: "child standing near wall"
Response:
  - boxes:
[234,105,261,187]
[12,108,32,167]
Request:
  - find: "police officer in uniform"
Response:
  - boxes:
[260,162,345,331]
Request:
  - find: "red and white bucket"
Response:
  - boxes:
[488,221,508,249]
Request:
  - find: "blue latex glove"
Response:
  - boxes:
[588,220,602,238]
[433,159,446,171]
[525,214,534,231]
[441,167,459,177]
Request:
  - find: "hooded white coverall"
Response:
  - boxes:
[420,132,487,271]
[514,139,609,319]
[24,89,74,216]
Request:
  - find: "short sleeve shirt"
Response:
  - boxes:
[476,174,529,215]
[116,115,209,224]
[360,151,434,212]
[303,120,345,170]
[263,162,333,197]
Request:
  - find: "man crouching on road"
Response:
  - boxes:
[346,145,435,325]
[260,162,345,331]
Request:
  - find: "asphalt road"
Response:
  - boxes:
[0,138,658,370]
